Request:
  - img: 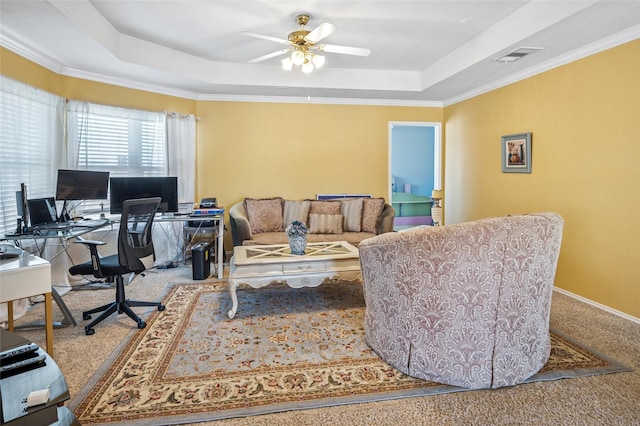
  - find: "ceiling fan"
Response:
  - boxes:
[242,14,371,73]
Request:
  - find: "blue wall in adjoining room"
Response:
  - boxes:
[391,126,435,197]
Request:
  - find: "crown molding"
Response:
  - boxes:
[195,93,442,107]
[61,67,199,100]
[3,24,638,108]
[0,30,64,74]
[443,25,640,107]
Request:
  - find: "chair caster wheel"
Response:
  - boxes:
[137,320,146,329]
[85,327,95,335]
[83,313,92,320]
[158,304,165,311]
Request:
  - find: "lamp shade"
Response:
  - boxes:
[432,189,443,199]
[291,51,305,65]
[312,54,325,68]
[301,61,314,73]
[281,57,293,71]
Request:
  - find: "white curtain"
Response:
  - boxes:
[0,76,65,324]
[152,113,196,264]
[167,112,196,205]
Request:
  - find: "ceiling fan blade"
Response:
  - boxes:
[306,22,337,43]
[248,49,290,64]
[319,44,371,57]
[241,31,290,45]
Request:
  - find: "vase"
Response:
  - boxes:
[288,235,307,255]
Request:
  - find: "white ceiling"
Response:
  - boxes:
[1,0,639,106]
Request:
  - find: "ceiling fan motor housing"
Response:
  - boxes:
[290,15,313,48]
[289,30,312,46]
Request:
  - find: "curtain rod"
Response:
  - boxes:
[168,112,201,121]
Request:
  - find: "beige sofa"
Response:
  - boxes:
[358,212,564,389]
[229,197,395,247]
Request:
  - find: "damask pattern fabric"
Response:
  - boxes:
[244,197,284,234]
[309,214,343,234]
[309,200,342,216]
[358,212,564,389]
[339,198,364,232]
[361,198,385,233]
[283,200,311,228]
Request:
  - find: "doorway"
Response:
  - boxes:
[388,122,442,230]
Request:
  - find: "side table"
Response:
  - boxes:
[0,250,54,356]
[0,330,79,425]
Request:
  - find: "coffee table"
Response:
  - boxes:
[227,241,361,319]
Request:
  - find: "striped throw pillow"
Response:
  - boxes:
[340,198,364,232]
[283,200,311,228]
[309,214,343,234]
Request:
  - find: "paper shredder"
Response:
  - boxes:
[191,242,211,280]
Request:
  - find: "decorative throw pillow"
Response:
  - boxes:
[308,200,342,218]
[361,198,385,233]
[339,198,364,232]
[309,214,343,234]
[244,197,284,234]
[283,200,311,228]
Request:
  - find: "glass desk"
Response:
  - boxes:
[2,220,115,328]
[1,214,225,328]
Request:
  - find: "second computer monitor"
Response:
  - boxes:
[109,176,178,214]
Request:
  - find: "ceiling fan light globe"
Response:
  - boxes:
[312,54,325,68]
[281,57,293,71]
[291,51,305,66]
[301,62,314,73]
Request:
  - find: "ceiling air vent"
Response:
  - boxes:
[494,47,543,63]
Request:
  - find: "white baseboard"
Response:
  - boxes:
[553,287,640,325]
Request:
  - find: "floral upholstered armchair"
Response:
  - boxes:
[358,212,564,389]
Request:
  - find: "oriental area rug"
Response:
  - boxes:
[70,281,630,425]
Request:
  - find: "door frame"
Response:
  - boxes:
[388,121,443,206]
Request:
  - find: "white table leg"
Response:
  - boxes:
[227,279,238,319]
[217,219,224,279]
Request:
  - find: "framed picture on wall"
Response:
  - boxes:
[501,132,532,173]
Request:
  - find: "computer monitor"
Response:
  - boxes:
[109,177,179,214]
[55,169,110,200]
[27,197,58,227]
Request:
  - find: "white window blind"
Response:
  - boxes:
[0,81,168,234]
[0,76,64,236]
[67,101,167,177]
[66,101,167,213]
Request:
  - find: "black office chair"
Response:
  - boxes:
[70,197,166,335]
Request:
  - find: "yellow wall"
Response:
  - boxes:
[0,47,195,113]
[1,48,62,95]
[444,39,640,318]
[2,41,638,319]
[195,101,440,209]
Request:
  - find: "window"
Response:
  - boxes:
[66,101,167,213]
[67,101,166,177]
[0,80,171,234]
[0,76,64,236]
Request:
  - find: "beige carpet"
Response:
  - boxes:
[12,265,640,425]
